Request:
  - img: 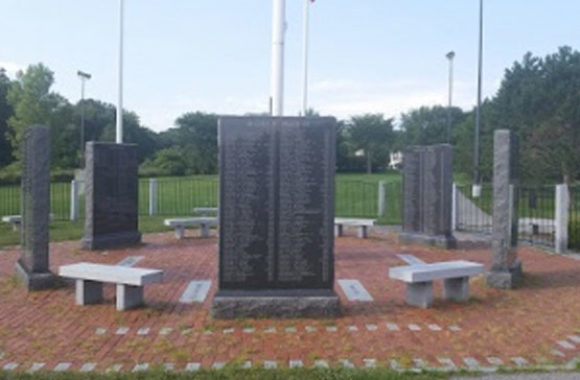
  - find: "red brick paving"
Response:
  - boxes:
[0,228,579,371]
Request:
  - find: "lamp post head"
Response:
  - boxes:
[446,51,455,61]
[77,70,92,80]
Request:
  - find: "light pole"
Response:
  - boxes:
[445,51,455,143]
[77,70,91,167]
[301,0,311,116]
[270,0,286,116]
[116,0,124,143]
[473,0,483,197]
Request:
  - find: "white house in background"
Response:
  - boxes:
[389,151,403,170]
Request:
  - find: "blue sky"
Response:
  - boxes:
[1,1,579,132]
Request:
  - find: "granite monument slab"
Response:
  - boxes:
[399,144,456,248]
[487,129,522,288]
[82,142,141,250]
[212,116,340,318]
[15,125,59,290]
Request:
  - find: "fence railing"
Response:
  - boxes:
[454,183,493,235]
[517,185,555,248]
[0,177,398,223]
[454,183,559,249]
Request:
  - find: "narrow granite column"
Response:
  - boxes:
[15,125,58,290]
[487,130,522,289]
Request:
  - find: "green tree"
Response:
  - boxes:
[400,105,465,146]
[347,114,394,174]
[172,112,218,174]
[6,63,55,160]
[101,110,158,163]
[0,68,13,167]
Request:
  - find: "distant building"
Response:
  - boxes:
[389,151,403,170]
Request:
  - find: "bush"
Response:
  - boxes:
[568,219,580,251]
[0,163,74,185]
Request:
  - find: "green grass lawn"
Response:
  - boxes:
[0,368,449,379]
[0,173,403,248]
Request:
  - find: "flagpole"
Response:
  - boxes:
[270,0,285,116]
[116,0,124,143]
[301,0,310,116]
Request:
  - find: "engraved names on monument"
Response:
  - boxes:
[277,121,334,287]
[214,116,339,318]
[219,120,277,287]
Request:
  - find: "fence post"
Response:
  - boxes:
[149,178,158,216]
[377,181,386,217]
[70,179,79,221]
[555,184,569,253]
[451,183,457,231]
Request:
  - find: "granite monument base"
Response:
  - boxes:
[398,232,457,249]
[211,289,341,319]
[82,231,142,251]
[15,260,60,291]
[486,259,523,289]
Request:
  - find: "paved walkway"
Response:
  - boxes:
[453,372,580,380]
[0,228,579,373]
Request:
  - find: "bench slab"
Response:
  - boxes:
[164,217,218,239]
[59,263,163,311]
[59,262,163,286]
[389,260,484,308]
[389,260,484,283]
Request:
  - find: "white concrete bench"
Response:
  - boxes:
[58,262,163,311]
[164,217,218,239]
[2,214,54,231]
[193,207,218,216]
[389,260,485,308]
[334,217,376,238]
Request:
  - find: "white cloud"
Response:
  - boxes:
[301,77,499,121]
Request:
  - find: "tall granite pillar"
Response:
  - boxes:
[212,116,340,318]
[399,144,456,249]
[15,125,58,290]
[82,142,141,250]
[487,130,522,288]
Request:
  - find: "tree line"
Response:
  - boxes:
[1,46,579,184]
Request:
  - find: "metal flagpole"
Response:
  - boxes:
[446,51,455,143]
[116,0,124,143]
[473,0,483,197]
[270,0,285,116]
[301,0,310,116]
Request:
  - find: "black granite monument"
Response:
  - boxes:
[15,125,59,290]
[82,142,141,250]
[211,116,340,318]
[399,144,457,249]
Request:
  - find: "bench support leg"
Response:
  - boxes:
[200,223,210,238]
[334,224,343,237]
[405,281,433,308]
[443,277,470,302]
[357,226,368,239]
[175,226,185,239]
[76,280,103,305]
[116,284,144,311]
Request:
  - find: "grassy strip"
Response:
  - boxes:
[0,217,174,249]
[0,368,449,380]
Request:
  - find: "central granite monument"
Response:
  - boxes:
[211,116,340,318]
